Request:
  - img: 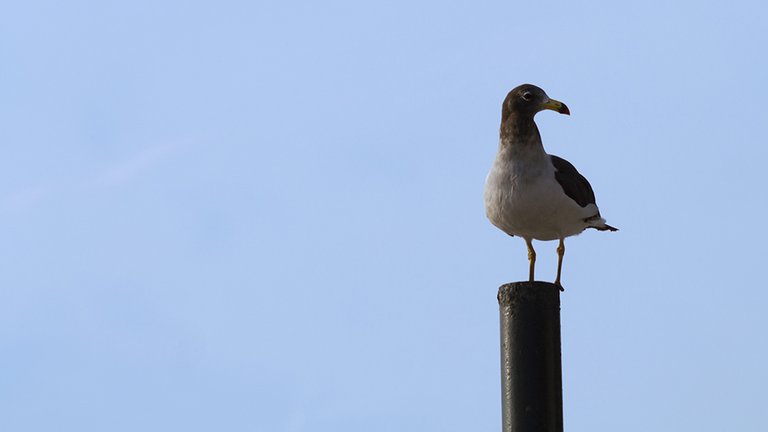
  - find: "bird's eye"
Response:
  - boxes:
[521,91,533,101]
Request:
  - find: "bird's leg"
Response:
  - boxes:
[555,238,565,288]
[525,238,536,282]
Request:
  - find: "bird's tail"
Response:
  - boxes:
[584,214,618,232]
[592,223,618,232]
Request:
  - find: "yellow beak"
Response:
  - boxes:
[541,98,570,115]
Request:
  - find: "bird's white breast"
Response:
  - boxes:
[484,142,596,241]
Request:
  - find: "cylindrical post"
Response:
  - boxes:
[498,282,563,432]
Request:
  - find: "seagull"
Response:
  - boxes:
[484,84,617,287]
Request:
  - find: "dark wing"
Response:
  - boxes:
[550,155,596,208]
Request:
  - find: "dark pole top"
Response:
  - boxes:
[497,281,561,309]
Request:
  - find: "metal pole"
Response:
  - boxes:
[498,282,563,432]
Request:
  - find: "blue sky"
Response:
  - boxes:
[1,1,767,431]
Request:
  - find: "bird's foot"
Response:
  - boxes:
[554,280,565,292]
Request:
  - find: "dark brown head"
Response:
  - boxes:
[501,84,570,123]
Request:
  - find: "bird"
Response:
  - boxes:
[484,84,617,287]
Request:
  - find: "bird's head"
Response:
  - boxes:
[502,84,570,121]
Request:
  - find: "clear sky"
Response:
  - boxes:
[2,1,767,431]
